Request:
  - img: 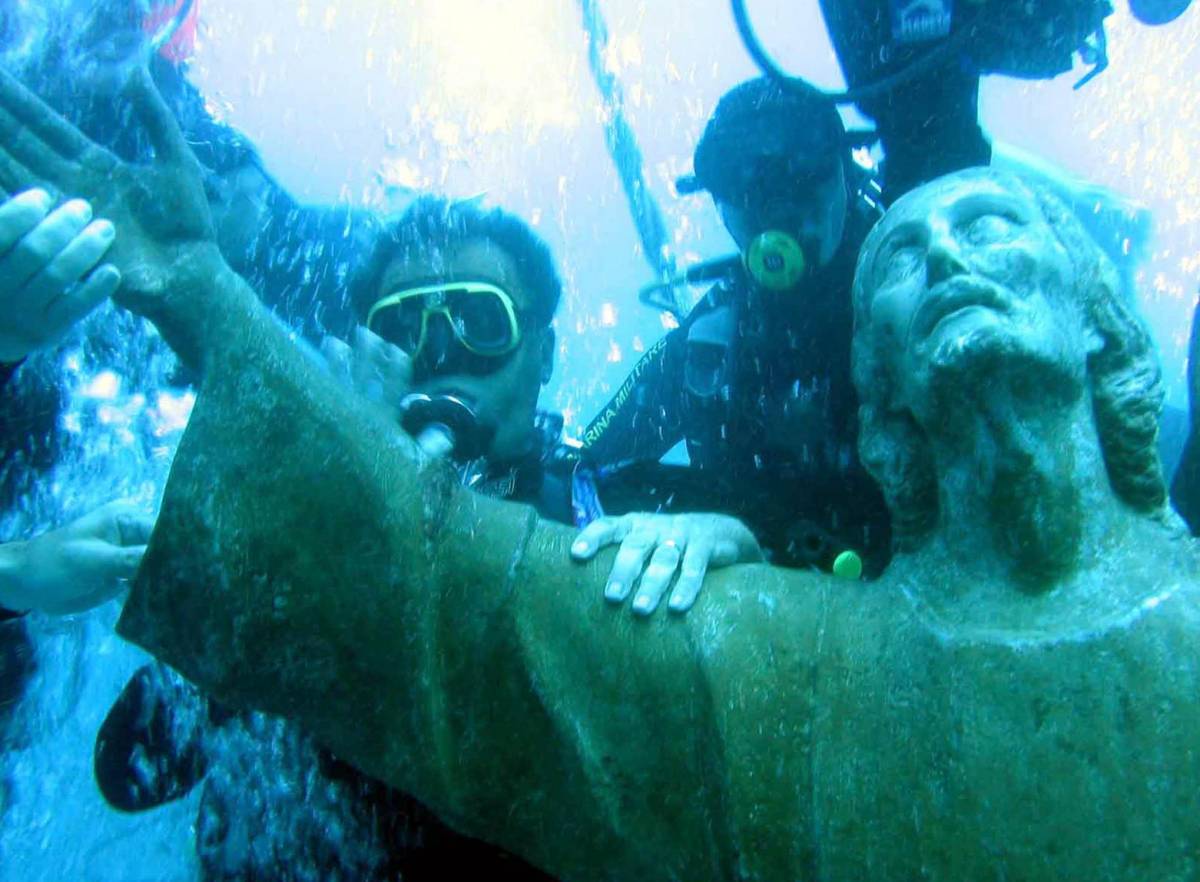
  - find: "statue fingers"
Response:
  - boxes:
[0,106,83,187]
[630,539,684,616]
[0,67,95,163]
[668,539,712,614]
[123,67,198,174]
[0,145,42,206]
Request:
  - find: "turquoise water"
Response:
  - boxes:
[0,1,1198,879]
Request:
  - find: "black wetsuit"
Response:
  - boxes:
[817,0,1112,202]
[581,208,891,577]
[95,422,573,882]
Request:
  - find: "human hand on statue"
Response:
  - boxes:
[571,512,764,616]
[0,500,155,616]
[0,65,218,363]
[0,188,120,363]
[320,325,413,424]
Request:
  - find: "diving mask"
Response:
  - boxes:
[367,281,528,360]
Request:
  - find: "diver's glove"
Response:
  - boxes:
[571,512,764,616]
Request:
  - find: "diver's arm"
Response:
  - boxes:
[579,327,687,466]
[0,501,152,616]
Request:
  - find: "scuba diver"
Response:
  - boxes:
[736,0,1195,202]
[581,76,891,579]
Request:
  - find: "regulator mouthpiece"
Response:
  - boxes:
[398,393,494,461]
[744,230,807,292]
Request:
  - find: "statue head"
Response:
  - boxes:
[852,168,1166,547]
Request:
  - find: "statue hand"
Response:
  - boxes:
[0,188,120,362]
[0,500,155,616]
[0,66,216,347]
[320,325,413,424]
[571,512,764,616]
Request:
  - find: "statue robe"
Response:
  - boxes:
[117,272,1200,881]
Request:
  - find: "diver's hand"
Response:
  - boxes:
[320,325,412,423]
[571,513,764,616]
[0,188,120,362]
[0,500,155,616]
[0,65,216,359]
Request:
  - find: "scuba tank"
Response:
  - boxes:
[741,0,1193,105]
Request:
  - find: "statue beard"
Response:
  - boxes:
[919,320,1087,590]
[923,318,1081,417]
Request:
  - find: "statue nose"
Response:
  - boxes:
[926,234,969,286]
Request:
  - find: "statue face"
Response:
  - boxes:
[857,174,1091,420]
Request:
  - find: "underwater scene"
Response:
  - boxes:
[1,1,1199,879]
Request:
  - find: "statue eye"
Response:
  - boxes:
[959,213,1020,245]
[878,245,924,285]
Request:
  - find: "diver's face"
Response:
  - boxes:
[716,157,848,269]
[376,237,551,462]
[858,175,1089,419]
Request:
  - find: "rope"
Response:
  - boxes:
[578,0,687,315]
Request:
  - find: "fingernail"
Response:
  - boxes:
[668,594,688,612]
[26,188,52,210]
[604,581,623,601]
[571,540,588,556]
[93,219,115,240]
[64,198,93,222]
[632,594,653,614]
